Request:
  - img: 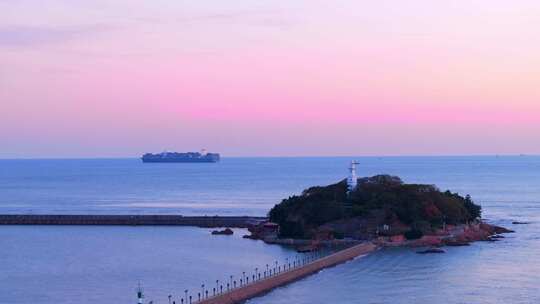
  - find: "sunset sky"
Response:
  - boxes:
[1,1,539,157]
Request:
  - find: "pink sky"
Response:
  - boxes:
[1,1,539,157]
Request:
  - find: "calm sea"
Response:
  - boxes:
[0,156,539,303]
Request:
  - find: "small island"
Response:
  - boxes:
[249,171,512,249]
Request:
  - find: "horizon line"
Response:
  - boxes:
[0,153,537,160]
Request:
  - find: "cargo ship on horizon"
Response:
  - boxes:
[141,150,220,163]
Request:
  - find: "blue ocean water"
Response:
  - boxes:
[0,156,539,303]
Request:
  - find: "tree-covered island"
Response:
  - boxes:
[253,175,511,247]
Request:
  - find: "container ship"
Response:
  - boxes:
[141,150,220,163]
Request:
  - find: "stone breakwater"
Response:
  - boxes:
[197,242,378,304]
[0,214,267,228]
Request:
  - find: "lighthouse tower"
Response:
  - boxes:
[347,161,359,192]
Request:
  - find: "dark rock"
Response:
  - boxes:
[482,223,514,234]
[493,225,514,234]
[212,228,234,235]
[512,221,530,225]
[491,235,505,239]
[417,248,445,254]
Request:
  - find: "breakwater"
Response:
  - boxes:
[191,243,377,304]
[0,214,266,228]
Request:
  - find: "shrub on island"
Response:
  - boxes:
[404,229,424,240]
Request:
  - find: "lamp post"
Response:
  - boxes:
[137,283,144,304]
[184,290,188,304]
[242,272,246,285]
[216,280,219,294]
[201,284,205,298]
[168,295,172,304]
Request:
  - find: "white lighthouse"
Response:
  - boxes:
[347,161,359,192]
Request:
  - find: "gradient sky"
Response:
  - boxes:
[1,1,539,157]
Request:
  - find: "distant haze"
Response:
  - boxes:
[1,1,539,158]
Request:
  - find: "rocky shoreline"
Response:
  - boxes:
[245,220,514,251]
[376,221,514,248]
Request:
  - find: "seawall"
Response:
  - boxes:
[197,242,377,304]
[0,214,266,228]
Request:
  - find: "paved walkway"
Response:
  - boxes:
[197,242,377,304]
